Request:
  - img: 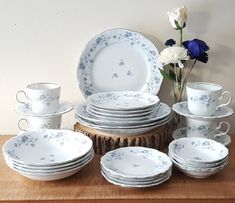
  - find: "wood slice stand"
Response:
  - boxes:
[74,122,171,154]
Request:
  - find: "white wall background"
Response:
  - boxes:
[0,0,234,134]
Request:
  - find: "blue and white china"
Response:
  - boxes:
[169,137,228,163]
[76,114,170,135]
[172,101,233,119]
[172,127,231,146]
[77,29,163,98]
[75,103,171,125]
[3,129,93,165]
[15,101,74,117]
[186,82,232,116]
[185,117,230,138]
[17,115,62,131]
[168,137,228,178]
[87,91,160,110]
[100,146,172,187]
[2,129,94,181]
[16,83,61,114]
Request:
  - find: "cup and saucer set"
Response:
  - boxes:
[172,82,233,146]
[15,82,74,131]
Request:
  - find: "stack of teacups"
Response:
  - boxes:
[172,82,233,145]
[15,83,73,131]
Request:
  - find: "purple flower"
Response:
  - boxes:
[165,39,176,46]
[183,39,209,63]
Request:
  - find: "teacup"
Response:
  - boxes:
[186,82,232,116]
[186,117,230,138]
[16,83,61,114]
[17,116,62,131]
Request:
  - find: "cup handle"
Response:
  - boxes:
[216,91,232,110]
[17,118,29,131]
[214,121,230,138]
[16,90,27,105]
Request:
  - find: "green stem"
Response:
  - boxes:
[180,28,183,46]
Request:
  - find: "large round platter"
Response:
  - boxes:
[87,91,160,110]
[3,129,93,166]
[77,29,163,97]
[101,147,172,178]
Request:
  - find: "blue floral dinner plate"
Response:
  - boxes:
[77,28,163,98]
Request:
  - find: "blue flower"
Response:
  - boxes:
[183,39,209,63]
[165,39,176,46]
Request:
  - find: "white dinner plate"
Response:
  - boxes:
[77,29,163,97]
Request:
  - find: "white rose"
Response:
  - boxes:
[167,6,187,29]
[159,46,189,68]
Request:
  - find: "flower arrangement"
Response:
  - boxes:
[159,6,209,103]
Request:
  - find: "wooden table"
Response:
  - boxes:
[0,135,235,203]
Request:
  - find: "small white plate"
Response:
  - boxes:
[77,29,163,98]
[15,101,74,117]
[172,127,231,146]
[3,129,93,166]
[172,101,233,119]
[101,147,172,178]
[87,91,160,110]
[168,137,228,163]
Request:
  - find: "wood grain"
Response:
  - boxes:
[0,135,234,203]
[74,122,171,154]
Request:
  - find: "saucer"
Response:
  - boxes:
[172,101,234,119]
[172,127,231,146]
[15,101,74,117]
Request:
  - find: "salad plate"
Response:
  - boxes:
[101,147,172,178]
[172,101,234,119]
[15,101,74,117]
[75,103,171,125]
[172,127,231,146]
[86,91,160,110]
[77,29,163,97]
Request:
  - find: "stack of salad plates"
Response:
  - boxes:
[2,129,93,181]
[168,137,228,178]
[100,147,172,187]
[75,91,171,135]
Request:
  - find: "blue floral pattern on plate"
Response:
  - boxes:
[77,29,163,97]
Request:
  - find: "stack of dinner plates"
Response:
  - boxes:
[2,129,93,181]
[100,147,172,188]
[75,91,171,135]
[168,137,228,178]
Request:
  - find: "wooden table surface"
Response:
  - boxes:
[0,135,235,203]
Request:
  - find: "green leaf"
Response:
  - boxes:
[159,68,173,80]
[169,70,176,81]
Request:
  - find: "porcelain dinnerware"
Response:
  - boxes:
[186,82,232,116]
[16,83,61,114]
[172,101,233,119]
[77,28,163,97]
[17,115,62,131]
[185,117,230,138]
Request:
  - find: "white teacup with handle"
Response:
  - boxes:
[186,82,232,116]
[16,83,61,114]
[186,117,230,139]
[17,116,62,131]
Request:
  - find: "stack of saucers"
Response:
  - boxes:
[2,129,93,181]
[75,91,171,135]
[100,147,172,188]
[168,137,228,178]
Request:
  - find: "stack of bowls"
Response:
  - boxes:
[2,129,93,181]
[100,147,172,188]
[75,91,171,135]
[168,137,228,178]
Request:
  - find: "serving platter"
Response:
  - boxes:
[77,29,163,97]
